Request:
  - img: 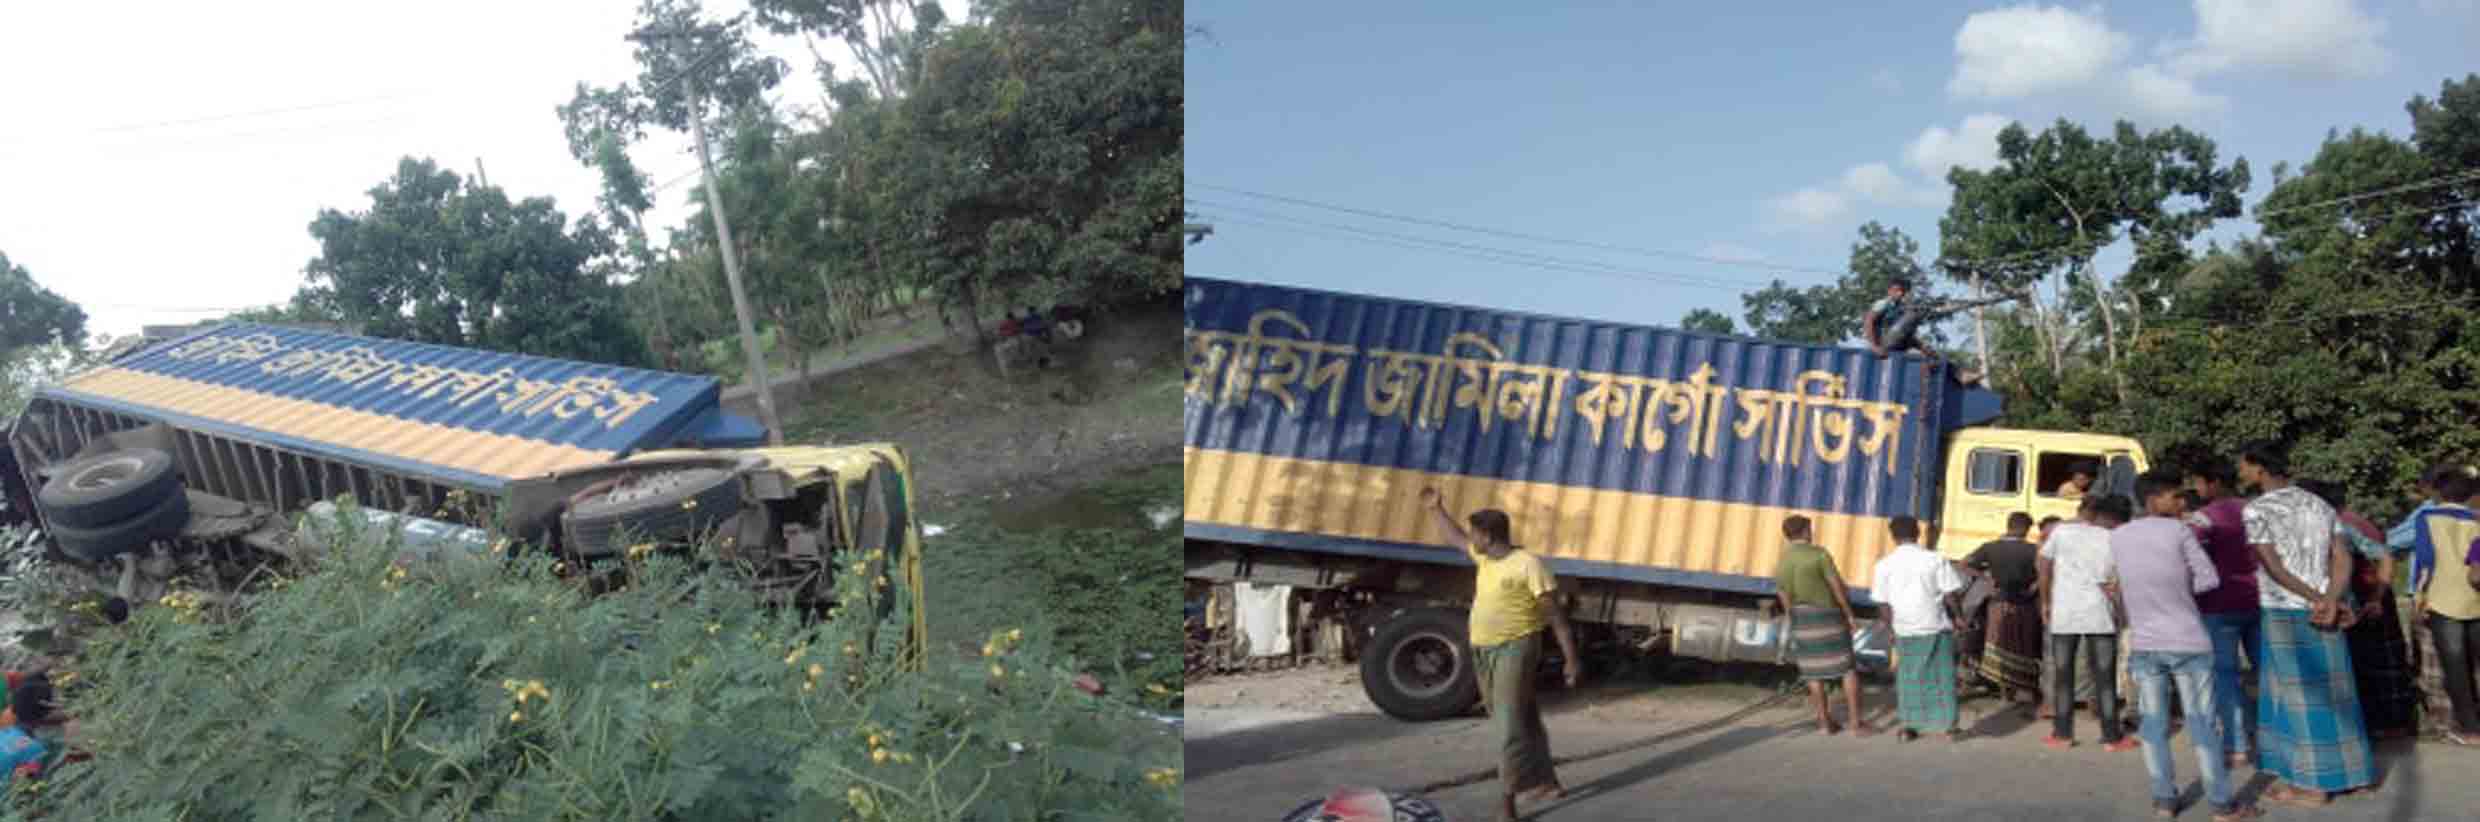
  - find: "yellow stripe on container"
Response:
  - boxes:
[1185,447,1901,588]
[61,367,615,480]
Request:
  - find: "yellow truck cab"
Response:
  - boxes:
[1938,427,2148,557]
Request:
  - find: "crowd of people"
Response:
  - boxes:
[1782,440,2480,820]
[1407,437,2480,822]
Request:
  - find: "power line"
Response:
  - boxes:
[1188,206,1768,294]
[1189,183,1848,279]
[62,91,432,136]
[2255,167,2480,219]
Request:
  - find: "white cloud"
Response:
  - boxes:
[1905,114,2015,180]
[1869,68,1902,94]
[1698,243,1769,263]
[1764,188,1852,229]
[1840,162,1943,207]
[2124,63,2229,120]
[1949,4,2131,99]
[2163,0,2390,80]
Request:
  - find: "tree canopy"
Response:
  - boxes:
[1,251,85,354]
[298,158,648,367]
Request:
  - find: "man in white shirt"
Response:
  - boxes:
[1871,515,1967,742]
[2042,495,2135,751]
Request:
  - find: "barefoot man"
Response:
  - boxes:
[1421,487,1580,821]
[1775,514,1876,736]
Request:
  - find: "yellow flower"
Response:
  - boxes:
[871,748,889,764]
[627,543,655,561]
[807,662,824,678]
[650,680,671,691]
[1007,628,1023,642]
[509,711,524,722]
[989,663,1005,678]
[894,752,914,764]
[1144,768,1181,786]
[1146,683,1169,696]
[868,733,883,747]
[707,623,722,635]
[981,642,997,658]
[802,681,816,691]
[843,643,858,656]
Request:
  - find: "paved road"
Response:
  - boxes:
[1187,692,2480,821]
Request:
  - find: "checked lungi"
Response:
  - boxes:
[1896,631,1961,732]
[2258,609,2378,792]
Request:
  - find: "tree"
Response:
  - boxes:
[1938,119,2249,407]
[297,158,648,366]
[1678,308,1735,335]
[1,250,86,354]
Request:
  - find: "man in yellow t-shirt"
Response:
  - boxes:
[1421,487,1578,822]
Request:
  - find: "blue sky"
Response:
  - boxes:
[1184,0,2480,330]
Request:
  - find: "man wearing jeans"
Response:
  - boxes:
[2042,495,2134,750]
[2411,469,2480,744]
[2187,456,2261,766]
[2111,470,2259,821]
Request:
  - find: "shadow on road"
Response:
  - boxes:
[1187,675,1787,782]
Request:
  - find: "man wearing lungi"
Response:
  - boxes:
[2238,442,2377,806]
[1419,488,1580,822]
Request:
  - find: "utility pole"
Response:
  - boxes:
[629,18,784,444]
[473,157,490,189]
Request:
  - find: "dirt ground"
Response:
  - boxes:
[772,303,1184,512]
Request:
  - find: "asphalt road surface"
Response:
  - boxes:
[1185,673,2480,822]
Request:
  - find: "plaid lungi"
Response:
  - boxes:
[1896,631,1960,732]
[1979,599,2044,693]
[2345,593,2419,738]
[1788,605,1855,681]
[2258,609,2378,792]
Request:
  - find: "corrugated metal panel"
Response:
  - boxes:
[37,323,725,490]
[1181,277,2004,593]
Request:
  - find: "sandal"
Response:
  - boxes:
[2264,785,2328,808]
[2210,804,2265,821]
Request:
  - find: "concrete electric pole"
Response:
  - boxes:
[628,18,785,445]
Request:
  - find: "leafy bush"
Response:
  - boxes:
[6,512,1181,821]
[924,522,1183,714]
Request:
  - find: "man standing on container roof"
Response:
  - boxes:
[1862,277,1982,385]
[1419,487,1579,822]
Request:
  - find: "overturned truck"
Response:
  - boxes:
[1,323,925,648]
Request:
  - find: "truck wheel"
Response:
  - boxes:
[49,488,190,562]
[563,468,744,558]
[1360,609,1478,721]
[37,449,180,529]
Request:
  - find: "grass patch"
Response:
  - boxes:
[925,466,1182,713]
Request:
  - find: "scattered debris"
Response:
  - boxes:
[1074,673,1105,696]
[922,524,949,538]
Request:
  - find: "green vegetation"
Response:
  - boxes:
[5,510,1180,821]
[1732,74,2480,524]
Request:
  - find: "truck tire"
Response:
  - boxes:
[48,488,190,562]
[1360,609,1478,721]
[563,468,743,558]
[37,449,180,529]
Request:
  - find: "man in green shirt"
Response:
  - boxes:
[1776,515,1874,736]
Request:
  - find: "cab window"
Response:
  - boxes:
[2036,452,2102,498]
[1966,448,2023,495]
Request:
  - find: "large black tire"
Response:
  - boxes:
[1359,609,1479,722]
[49,488,190,563]
[562,468,744,558]
[37,449,180,529]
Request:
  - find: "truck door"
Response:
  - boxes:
[1942,444,2028,559]
[2028,447,2108,527]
